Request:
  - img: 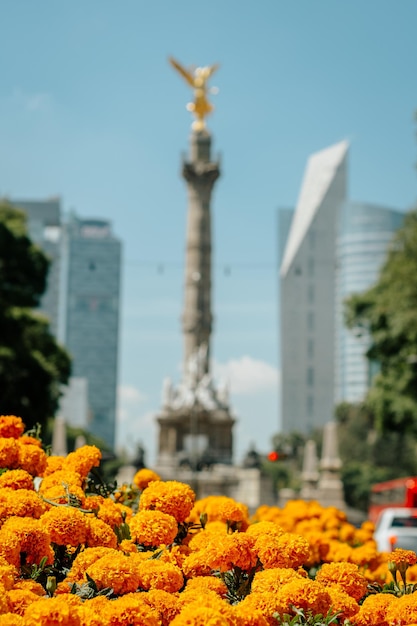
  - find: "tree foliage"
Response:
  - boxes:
[345,209,417,435]
[0,202,71,432]
[335,401,417,511]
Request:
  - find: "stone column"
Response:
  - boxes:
[182,129,220,375]
[51,415,68,457]
[317,421,346,510]
[300,439,319,500]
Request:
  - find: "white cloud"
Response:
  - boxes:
[117,384,147,422]
[214,356,279,395]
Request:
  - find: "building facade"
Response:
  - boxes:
[59,216,121,449]
[10,199,121,450]
[279,142,405,435]
[279,141,348,435]
[335,201,405,403]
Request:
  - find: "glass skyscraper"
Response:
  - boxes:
[279,142,405,435]
[335,201,405,403]
[59,216,121,449]
[279,141,348,435]
[9,199,121,450]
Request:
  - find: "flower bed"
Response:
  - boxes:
[0,415,416,625]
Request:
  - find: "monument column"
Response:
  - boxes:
[182,130,220,374]
[155,58,235,474]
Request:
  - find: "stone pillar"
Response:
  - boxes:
[51,415,67,457]
[317,421,346,510]
[182,129,220,375]
[300,439,319,500]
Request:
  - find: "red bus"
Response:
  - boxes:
[369,477,417,524]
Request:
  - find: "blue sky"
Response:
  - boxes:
[0,2,416,464]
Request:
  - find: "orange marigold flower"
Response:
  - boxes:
[66,546,117,582]
[23,596,82,626]
[12,579,45,595]
[2,488,46,520]
[16,442,47,476]
[215,496,249,530]
[129,509,178,546]
[0,438,19,469]
[316,561,368,602]
[185,575,227,598]
[42,455,66,477]
[302,531,330,567]
[324,539,354,563]
[158,543,191,569]
[389,547,417,568]
[142,588,181,626]
[277,578,332,618]
[232,604,271,626]
[0,469,34,491]
[338,522,357,543]
[326,585,360,622]
[385,592,417,626]
[19,435,42,447]
[94,497,125,528]
[355,592,396,626]
[86,553,142,595]
[251,567,305,594]
[190,495,248,527]
[174,593,236,625]
[237,590,286,624]
[0,516,53,566]
[63,445,101,479]
[350,543,380,569]
[133,467,161,490]
[7,589,42,616]
[246,520,284,539]
[255,531,311,569]
[39,469,83,493]
[0,614,25,626]
[75,596,109,626]
[40,483,86,508]
[118,539,138,554]
[139,480,195,523]
[94,593,161,626]
[170,602,234,626]
[0,582,10,613]
[86,516,117,549]
[41,506,89,546]
[0,555,17,590]
[203,532,258,572]
[138,559,184,592]
[0,416,25,439]
[188,521,226,551]
[182,550,213,578]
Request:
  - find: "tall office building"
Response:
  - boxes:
[9,199,121,450]
[335,201,405,403]
[279,142,405,435]
[59,216,121,449]
[279,141,348,434]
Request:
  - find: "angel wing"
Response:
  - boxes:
[206,63,220,79]
[169,57,195,88]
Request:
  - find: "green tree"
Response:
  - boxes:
[0,202,71,432]
[335,401,417,511]
[345,209,417,436]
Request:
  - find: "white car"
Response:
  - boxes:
[374,507,417,552]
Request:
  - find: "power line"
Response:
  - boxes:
[125,260,277,275]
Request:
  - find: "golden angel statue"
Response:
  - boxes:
[169,57,219,131]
